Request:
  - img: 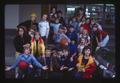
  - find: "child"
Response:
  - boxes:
[5,47,48,79]
[70,16,78,32]
[92,24,109,51]
[49,49,62,78]
[52,18,61,35]
[78,29,91,46]
[77,38,87,54]
[67,41,77,72]
[53,27,71,46]
[38,14,50,45]
[66,25,78,44]
[31,32,45,58]
[75,46,96,79]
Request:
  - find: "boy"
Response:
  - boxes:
[5,46,48,78]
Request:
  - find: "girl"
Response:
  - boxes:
[77,38,87,54]
[31,32,45,58]
[78,29,91,46]
[75,46,96,79]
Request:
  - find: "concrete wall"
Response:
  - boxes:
[19,4,41,23]
[5,5,19,29]
[5,4,41,29]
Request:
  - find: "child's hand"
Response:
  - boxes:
[70,57,74,61]
[96,46,100,51]
[42,66,48,70]
[5,66,11,71]
[82,68,85,72]
[68,67,74,71]
[29,64,33,68]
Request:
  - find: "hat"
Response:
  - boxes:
[30,13,37,17]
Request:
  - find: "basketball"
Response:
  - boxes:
[19,61,29,70]
[60,38,68,46]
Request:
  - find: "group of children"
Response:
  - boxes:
[5,7,110,79]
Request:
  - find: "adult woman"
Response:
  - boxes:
[14,27,31,55]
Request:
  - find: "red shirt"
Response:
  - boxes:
[81,23,90,33]
[96,30,108,41]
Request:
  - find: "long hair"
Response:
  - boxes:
[82,46,92,56]
[16,26,25,37]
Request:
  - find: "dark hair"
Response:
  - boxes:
[76,7,85,16]
[69,25,74,28]
[78,7,84,11]
[59,25,64,29]
[51,7,57,11]
[82,46,92,55]
[57,10,63,14]
[16,26,25,36]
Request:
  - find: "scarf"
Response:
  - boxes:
[31,37,45,56]
[77,54,94,71]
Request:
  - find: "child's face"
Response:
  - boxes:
[93,27,97,31]
[81,38,85,44]
[45,50,51,57]
[52,51,57,57]
[42,14,47,21]
[80,27,84,32]
[35,34,40,40]
[79,10,84,15]
[24,48,30,55]
[91,20,95,25]
[29,29,35,37]
[72,18,76,22]
[52,8,56,13]
[70,27,74,32]
[84,49,91,56]
[19,28,24,36]
[55,19,59,23]
[83,29,88,35]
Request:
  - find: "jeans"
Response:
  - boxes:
[17,68,33,79]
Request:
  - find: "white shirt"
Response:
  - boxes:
[38,20,50,38]
[97,23,103,31]
[78,44,85,53]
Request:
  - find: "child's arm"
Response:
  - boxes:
[5,55,21,71]
[31,55,48,70]
[10,55,22,70]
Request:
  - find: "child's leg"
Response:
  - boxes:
[100,35,109,47]
[15,52,20,78]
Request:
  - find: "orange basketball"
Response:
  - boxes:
[60,38,68,46]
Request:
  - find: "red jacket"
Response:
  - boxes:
[77,54,96,78]
[81,23,90,34]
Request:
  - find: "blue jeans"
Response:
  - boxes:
[74,72,83,79]
[17,67,33,79]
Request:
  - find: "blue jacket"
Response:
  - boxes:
[11,54,43,70]
[66,31,78,42]
[68,43,77,55]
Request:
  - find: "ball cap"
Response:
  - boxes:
[30,13,37,17]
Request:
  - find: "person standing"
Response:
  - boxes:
[38,14,50,46]
[17,13,38,33]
